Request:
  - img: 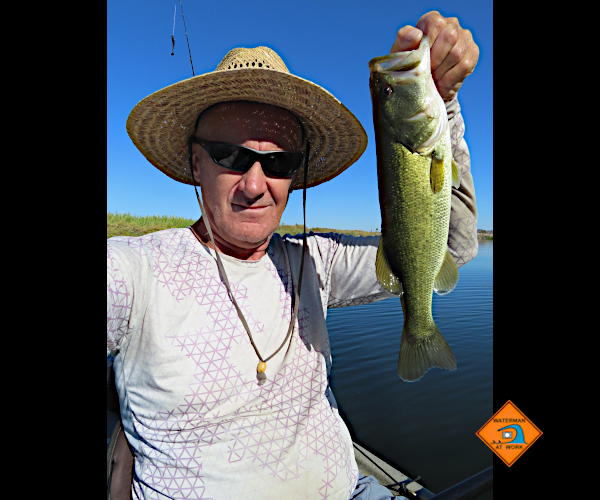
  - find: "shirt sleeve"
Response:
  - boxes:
[107,239,152,356]
[309,233,393,309]
[446,96,479,267]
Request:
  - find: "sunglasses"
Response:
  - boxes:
[189,136,305,178]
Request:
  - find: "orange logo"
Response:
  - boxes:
[476,400,542,467]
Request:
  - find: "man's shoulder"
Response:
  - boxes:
[107,227,201,263]
[108,226,191,245]
[268,231,348,260]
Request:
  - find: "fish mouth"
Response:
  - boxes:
[369,36,447,154]
[368,36,430,81]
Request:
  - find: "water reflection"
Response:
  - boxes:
[327,242,493,494]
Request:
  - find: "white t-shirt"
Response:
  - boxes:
[107,229,392,500]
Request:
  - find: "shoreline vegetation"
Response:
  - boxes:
[107,212,493,241]
[477,229,494,241]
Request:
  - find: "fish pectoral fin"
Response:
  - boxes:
[434,247,459,295]
[451,158,461,189]
[375,236,403,295]
[430,154,445,194]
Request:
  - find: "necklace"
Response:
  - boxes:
[189,141,310,385]
[189,224,305,384]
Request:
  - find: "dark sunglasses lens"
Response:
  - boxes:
[263,152,303,176]
[207,141,303,176]
[212,144,252,170]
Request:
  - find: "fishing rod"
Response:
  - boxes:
[178,0,195,75]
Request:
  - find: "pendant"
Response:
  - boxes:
[257,361,267,385]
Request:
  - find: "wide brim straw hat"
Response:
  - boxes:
[126,46,368,191]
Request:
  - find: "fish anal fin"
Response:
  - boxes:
[398,322,457,381]
[434,247,459,295]
[451,158,461,188]
[375,236,403,295]
[430,154,445,194]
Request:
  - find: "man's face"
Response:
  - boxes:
[192,101,302,251]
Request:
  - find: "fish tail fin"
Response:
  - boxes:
[398,320,457,382]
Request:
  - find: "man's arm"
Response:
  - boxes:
[446,97,478,266]
[107,239,152,356]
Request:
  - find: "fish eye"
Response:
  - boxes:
[383,86,393,97]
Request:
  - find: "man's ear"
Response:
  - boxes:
[288,170,300,193]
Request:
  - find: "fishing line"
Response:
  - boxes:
[178,0,195,75]
[171,5,176,55]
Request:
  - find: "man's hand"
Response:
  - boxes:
[390,11,479,102]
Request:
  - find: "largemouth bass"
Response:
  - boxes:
[369,36,461,382]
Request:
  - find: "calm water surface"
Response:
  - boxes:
[327,241,493,497]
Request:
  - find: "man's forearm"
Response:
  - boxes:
[446,97,478,268]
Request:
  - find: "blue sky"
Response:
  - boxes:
[108,0,492,231]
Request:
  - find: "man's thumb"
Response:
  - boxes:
[390,26,423,54]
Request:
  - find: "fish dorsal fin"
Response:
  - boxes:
[376,236,403,295]
[430,154,445,194]
[451,158,461,189]
[434,247,459,295]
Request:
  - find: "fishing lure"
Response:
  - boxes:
[171,5,176,55]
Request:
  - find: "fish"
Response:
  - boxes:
[369,35,461,382]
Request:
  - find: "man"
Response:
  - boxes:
[108,11,479,500]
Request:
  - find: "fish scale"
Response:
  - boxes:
[369,36,460,382]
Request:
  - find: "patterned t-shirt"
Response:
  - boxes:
[106,97,477,500]
[107,230,393,500]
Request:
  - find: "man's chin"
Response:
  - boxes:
[226,224,275,249]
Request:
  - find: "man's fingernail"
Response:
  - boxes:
[408,29,420,41]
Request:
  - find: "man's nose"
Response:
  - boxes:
[237,161,268,198]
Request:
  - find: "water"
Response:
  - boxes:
[327,241,493,497]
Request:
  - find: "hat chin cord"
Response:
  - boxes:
[188,140,310,385]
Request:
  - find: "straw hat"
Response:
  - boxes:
[126,46,368,191]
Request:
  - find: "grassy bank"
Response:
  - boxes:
[107,213,381,239]
[107,213,197,239]
[274,224,378,238]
